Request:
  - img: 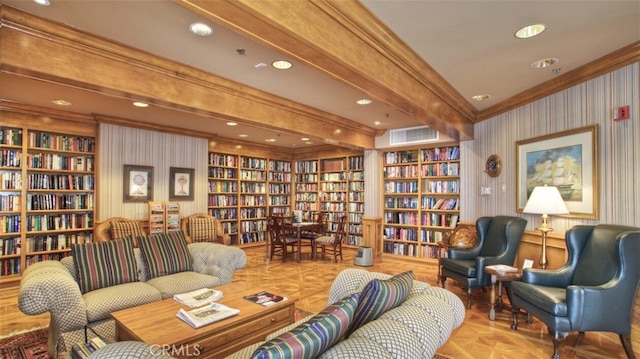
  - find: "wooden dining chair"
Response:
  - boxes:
[314,215,347,262]
[267,216,298,262]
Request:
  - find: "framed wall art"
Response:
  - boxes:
[516,125,599,219]
[124,165,154,202]
[169,167,194,201]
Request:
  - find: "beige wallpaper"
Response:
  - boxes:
[465,63,639,234]
[97,123,208,221]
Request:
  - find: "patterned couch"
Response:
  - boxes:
[18,222,247,358]
[226,268,466,359]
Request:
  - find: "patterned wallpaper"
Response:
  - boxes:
[464,63,639,234]
[98,123,208,220]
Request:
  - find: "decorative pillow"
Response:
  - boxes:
[251,293,360,359]
[345,270,414,338]
[137,231,192,280]
[111,220,145,246]
[72,237,138,294]
[188,217,217,242]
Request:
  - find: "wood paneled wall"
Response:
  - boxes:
[97,123,208,220]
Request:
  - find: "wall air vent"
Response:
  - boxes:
[389,126,438,145]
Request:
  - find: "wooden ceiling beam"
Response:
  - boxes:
[0,6,375,149]
[175,0,476,141]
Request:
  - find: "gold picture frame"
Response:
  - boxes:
[169,167,194,201]
[123,165,154,202]
[516,125,599,219]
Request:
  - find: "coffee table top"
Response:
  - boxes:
[111,281,296,346]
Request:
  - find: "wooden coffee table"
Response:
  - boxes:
[111,281,296,358]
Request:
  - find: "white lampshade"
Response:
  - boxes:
[523,186,569,215]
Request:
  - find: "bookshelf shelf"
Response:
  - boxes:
[382,144,460,261]
[1,122,96,284]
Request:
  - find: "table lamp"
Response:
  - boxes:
[522,185,569,269]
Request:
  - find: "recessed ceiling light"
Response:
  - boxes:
[515,24,546,39]
[226,122,238,126]
[189,22,213,37]
[51,99,71,106]
[33,0,50,6]
[238,134,248,138]
[471,94,491,101]
[265,138,276,142]
[271,60,293,70]
[531,58,559,69]
[305,141,313,145]
[356,99,372,105]
[132,101,149,108]
[374,120,381,125]
[300,137,309,141]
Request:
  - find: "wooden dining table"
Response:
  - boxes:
[280,222,324,262]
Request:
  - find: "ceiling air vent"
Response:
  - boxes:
[389,126,438,145]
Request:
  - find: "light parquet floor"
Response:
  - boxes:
[1,245,638,358]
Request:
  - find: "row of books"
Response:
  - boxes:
[0,128,23,146]
[25,213,93,231]
[0,194,20,212]
[0,172,21,190]
[26,193,94,211]
[208,153,238,167]
[28,133,95,153]
[26,173,95,190]
[0,149,21,167]
[27,153,95,172]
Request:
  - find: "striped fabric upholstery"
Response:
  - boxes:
[345,270,413,337]
[72,238,138,294]
[251,293,360,359]
[138,231,192,279]
[188,217,217,242]
[111,220,145,246]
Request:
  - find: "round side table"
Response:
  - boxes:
[484,266,522,321]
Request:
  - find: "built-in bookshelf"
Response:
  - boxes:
[0,122,96,284]
[382,144,460,261]
[294,160,319,216]
[207,153,239,244]
[320,157,347,238]
[268,159,292,216]
[239,156,268,245]
[347,155,364,246]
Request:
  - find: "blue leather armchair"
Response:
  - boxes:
[439,215,527,308]
[510,224,640,359]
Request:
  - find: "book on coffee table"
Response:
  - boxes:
[243,291,287,307]
[174,288,223,308]
[177,303,240,329]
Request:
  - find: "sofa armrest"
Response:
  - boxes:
[18,260,88,332]
[188,243,247,284]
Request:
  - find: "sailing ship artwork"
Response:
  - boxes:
[526,144,582,201]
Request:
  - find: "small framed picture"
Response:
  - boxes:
[123,165,154,202]
[169,167,194,201]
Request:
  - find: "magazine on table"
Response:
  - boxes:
[177,303,240,329]
[174,288,223,308]
[243,291,287,307]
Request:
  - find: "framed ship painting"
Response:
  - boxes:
[516,125,599,219]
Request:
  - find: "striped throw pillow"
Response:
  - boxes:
[251,293,360,359]
[345,270,413,337]
[111,220,145,246]
[188,217,217,242]
[137,231,192,279]
[72,237,138,294]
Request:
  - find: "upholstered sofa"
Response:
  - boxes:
[18,218,247,358]
[226,268,466,359]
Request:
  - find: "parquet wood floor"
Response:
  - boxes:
[1,246,638,358]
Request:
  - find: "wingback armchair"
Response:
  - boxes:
[510,224,640,359]
[439,215,527,308]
